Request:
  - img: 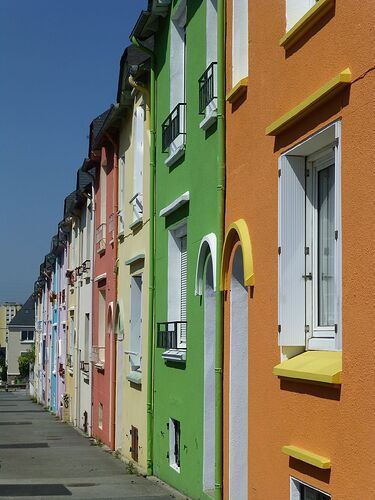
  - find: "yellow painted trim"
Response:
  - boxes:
[226,77,248,103]
[220,219,254,291]
[280,0,335,49]
[282,445,331,469]
[266,68,351,136]
[273,350,342,384]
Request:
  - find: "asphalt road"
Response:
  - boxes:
[0,390,186,500]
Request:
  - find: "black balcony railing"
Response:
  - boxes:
[162,103,186,153]
[80,360,89,373]
[157,321,187,350]
[199,62,217,115]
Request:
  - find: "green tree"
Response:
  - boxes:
[18,346,35,380]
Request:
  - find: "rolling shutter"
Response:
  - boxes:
[180,236,187,347]
[278,155,306,346]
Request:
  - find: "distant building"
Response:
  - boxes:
[0,302,22,349]
[7,295,35,384]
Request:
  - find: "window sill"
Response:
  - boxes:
[273,350,342,384]
[162,349,186,363]
[129,217,143,231]
[282,445,331,469]
[265,68,351,136]
[127,370,142,385]
[95,361,105,371]
[280,0,335,50]
[199,107,217,131]
[226,77,248,104]
[165,144,185,168]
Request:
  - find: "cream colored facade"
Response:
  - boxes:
[116,85,150,472]
[0,303,21,348]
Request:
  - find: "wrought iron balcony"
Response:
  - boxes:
[199,62,217,114]
[157,321,187,350]
[66,354,73,368]
[80,360,90,373]
[96,223,106,254]
[162,103,186,153]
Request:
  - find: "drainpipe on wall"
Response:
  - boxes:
[130,34,155,477]
[215,1,225,499]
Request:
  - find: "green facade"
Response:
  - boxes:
[151,1,222,498]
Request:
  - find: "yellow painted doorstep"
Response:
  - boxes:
[266,68,351,136]
[226,77,248,103]
[273,350,342,384]
[280,0,335,49]
[282,445,331,469]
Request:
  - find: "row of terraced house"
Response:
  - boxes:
[31,1,375,499]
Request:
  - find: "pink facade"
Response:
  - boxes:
[92,142,118,449]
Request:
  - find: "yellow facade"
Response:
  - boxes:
[116,87,150,472]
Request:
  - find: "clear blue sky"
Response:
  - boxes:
[0,0,146,303]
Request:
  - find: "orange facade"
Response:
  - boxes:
[223,1,375,498]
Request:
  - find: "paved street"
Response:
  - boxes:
[0,390,185,500]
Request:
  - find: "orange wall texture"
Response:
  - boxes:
[224,1,375,498]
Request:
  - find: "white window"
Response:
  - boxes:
[291,477,330,500]
[232,0,248,87]
[168,224,188,349]
[169,418,181,473]
[131,106,144,222]
[84,313,90,364]
[21,330,34,342]
[278,122,341,354]
[129,275,142,371]
[98,402,103,430]
[118,155,125,234]
[286,0,317,31]
[166,0,187,163]
[199,0,218,129]
[98,289,106,362]
[100,161,107,225]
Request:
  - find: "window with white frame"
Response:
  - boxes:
[291,477,330,500]
[278,122,341,354]
[169,418,181,473]
[285,0,317,31]
[118,155,125,233]
[100,162,107,225]
[199,0,218,128]
[168,224,187,349]
[21,330,34,342]
[165,0,186,162]
[98,289,106,362]
[129,275,142,372]
[232,0,248,87]
[131,106,144,222]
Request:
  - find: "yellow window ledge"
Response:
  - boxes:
[226,77,248,103]
[280,0,335,49]
[282,445,331,469]
[273,350,342,384]
[266,68,351,136]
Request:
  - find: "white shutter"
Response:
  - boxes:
[278,155,306,346]
[333,125,342,350]
[180,236,187,346]
[130,276,142,369]
[133,106,144,220]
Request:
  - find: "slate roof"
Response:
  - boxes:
[8,295,35,329]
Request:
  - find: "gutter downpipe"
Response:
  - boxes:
[130,34,155,477]
[215,1,225,499]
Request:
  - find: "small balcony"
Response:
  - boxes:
[66,354,73,369]
[96,223,106,254]
[80,360,90,373]
[157,321,187,363]
[91,346,105,370]
[198,62,217,130]
[162,103,186,166]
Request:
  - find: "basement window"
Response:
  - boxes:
[291,477,330,499]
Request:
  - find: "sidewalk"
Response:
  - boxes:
[0,390,187,500]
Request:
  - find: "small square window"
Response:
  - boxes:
[21,331,34,342]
